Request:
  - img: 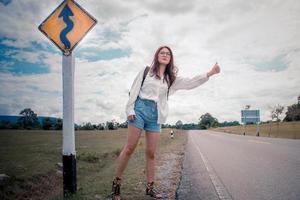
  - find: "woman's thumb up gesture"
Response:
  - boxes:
[207,62,221,77]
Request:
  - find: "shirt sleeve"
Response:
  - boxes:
[125,69,144,117]
[169,73,209,96]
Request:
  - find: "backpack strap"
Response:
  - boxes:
[128,66,150,97]
[141,66,150,88]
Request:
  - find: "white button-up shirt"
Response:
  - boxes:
[126,68,209,124]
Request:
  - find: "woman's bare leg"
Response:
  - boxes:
[115,124,142,178]
[145,131,160,183]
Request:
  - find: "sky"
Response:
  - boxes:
[0,0,299,125]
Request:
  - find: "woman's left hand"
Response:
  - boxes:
[207,62,221,77]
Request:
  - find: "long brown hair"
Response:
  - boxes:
[150,46,177,89]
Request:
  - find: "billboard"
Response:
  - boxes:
[241,110,260,124]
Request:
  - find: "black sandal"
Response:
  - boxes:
[111,177,122,200]
[146,182,163,199]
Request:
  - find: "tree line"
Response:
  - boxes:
[172,113,240,130]
[1,97,299,131]
[0,109,232,131]
[0,108,126,131]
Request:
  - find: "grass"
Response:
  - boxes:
[212,121,300,139]
[0,128,187,200]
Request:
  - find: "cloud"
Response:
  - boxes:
[1,0,300,125]
[1,39,32,48]
[0,60,14,72]
[0,0,61,46]
[0,72,62,117]
[140,0,197,15]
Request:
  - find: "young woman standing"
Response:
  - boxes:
[111,46,220,199]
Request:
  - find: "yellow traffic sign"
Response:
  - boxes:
[39,0,97,55]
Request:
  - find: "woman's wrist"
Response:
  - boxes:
[207,71,213,78]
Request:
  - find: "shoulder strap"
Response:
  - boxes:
[141,66,150,87]
[128,66,150,97]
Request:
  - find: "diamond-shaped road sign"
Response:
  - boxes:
[39,0,97,55]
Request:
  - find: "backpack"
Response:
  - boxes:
[129,66,170,99]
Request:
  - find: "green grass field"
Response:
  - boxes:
[0,129,187,200]
[212,121,300,139]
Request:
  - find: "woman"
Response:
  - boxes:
[111,46,220,199]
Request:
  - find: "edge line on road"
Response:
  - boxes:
[191,137,233,200]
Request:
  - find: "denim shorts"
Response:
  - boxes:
[127,96,161,133]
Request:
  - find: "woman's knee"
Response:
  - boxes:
[146,149,156,160]
[124,145,136,156]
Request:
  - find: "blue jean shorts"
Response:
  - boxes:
[127,96,161,132]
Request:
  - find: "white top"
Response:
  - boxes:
[126,68,209,124]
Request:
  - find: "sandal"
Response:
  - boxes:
[146,182,163,199]
[111,177,122,200]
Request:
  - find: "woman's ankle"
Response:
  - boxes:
[112,177,122,196]
[113,176,122,184]
[147,181,154,185]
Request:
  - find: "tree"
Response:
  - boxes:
[118,121,128,129]
[283,104,300,121]
[42,117,53,130]
[198,113,219,129]
[181,123,201,130]
[106,120,118,130]
[17,108,40,129]
[270,104,284,122]
[97,123,105,130]
[175,120,183,129]
[218,121,240,127]
[269,104,284,137]
[0,121,13,129]
[82,122,94,130]
[54,118,63,130]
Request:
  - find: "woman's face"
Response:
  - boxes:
[158,47,171,65]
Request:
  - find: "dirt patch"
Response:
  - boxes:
[1,170,62,200]
[156,152,185,200]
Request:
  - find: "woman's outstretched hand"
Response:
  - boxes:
[127,115,136,121]
[207,62,221,77]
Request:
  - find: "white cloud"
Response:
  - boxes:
[0,72,62,117]
[1,0,300,125]
[1,39,32,48]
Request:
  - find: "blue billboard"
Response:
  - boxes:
[241,110,260,123]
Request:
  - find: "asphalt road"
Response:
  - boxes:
[176,130,300,200]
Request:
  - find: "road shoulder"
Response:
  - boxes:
[176,132,219,200]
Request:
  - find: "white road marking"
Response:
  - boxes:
[248,140,270,144]
[191,136,233,200]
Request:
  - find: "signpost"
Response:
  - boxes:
[39,0,97,197]
[241,109,260,136]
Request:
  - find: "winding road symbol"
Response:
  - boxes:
[59,5,74,49]
[39,0,97,55]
